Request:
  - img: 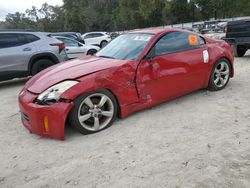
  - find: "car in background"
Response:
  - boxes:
[0,30,68,81]
[54,36,100,59]
[19,28,234,140]
[50,32,85,44]
[110,32,120,40]
[81,32,111,48]
[204,28,225,40]
[223,19,250,57]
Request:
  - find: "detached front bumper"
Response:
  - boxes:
[18,89,73,140]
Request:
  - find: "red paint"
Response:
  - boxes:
[19,28,234,140]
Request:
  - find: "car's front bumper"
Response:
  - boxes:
[18,89,73,140]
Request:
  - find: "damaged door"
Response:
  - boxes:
[136,31,208,104]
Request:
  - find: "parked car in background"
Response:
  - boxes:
[223,19,250,57]
[50,32,85,44]
[110,32,120,40]
[19,28,234,140]
[0,30,68,81]
[54,36,100,59]
[204,28,225,40]
[81,32,111,48]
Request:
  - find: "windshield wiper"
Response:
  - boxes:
[98,55,115,59]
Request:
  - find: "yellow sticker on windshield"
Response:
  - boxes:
[188,35,198,45]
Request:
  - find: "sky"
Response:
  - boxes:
[0,0,63,21]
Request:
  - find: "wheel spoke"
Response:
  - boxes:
[98,95,108,107]
[214,77,220,84]
[79,113,91,122]
[219,63,225,71]
[101,111,113,117]
[220,77,224,85]
[93,117,100,130]
[221,70,229,76]
[215,69,220,74]
[84,97,94,108]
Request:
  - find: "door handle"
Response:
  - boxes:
[23,47,32,51]
[66,49,69,51]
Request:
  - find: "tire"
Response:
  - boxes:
[208,58,231,91]
[233,45,247,57]
[87,49,97,55]
[69,89,118,135]
[100,40,108,48]
[31,59,54,75]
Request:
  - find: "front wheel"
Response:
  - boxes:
[69,89,118,134]
[208,59,231,91]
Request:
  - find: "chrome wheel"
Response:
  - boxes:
[77,93,114,131]
[213,61,230,88]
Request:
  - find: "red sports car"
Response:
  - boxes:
[19,28,234,140]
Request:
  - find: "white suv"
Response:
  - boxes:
[81,32,111,48]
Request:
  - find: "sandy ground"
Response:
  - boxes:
[0,52,250,188]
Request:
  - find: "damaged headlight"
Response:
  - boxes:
[37,80,79,103]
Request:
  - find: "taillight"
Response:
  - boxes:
[50,43,65,53]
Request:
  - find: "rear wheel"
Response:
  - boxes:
[233,45,247,57]
[69,89,118,134]
[208,59,231,91]
[31,59,54,75]
[87,49,97,55]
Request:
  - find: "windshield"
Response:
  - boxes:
[96,33,153,60]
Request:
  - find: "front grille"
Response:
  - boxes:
[20,112,30,122]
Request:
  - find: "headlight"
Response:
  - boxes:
[37,80,79,103]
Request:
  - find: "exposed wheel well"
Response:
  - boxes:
[28,53,59,75]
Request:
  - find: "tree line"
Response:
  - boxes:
[0,0,250,33]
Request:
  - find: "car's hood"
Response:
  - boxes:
[25,56,126,94]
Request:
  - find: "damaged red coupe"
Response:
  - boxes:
[19,28,234,140]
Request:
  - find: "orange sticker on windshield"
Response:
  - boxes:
[188,35,198,45]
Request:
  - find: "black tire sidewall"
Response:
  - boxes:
[69,89,118,135]
[31,59,54,75]
[100,40,108,48]
[234,45,247,57]
[87,49,97,55]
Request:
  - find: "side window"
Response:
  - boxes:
[23,34,40,43]
[84,34,94,39]
[198,36,206,45]
[94,33,104,37]
[154,32,200,56]
[60,38,79,47]
[0,33,28,49]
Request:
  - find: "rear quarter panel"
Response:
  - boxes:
[204,37,234,85]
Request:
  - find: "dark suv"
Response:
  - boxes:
[0,31,68,81]
[223,19,250,57]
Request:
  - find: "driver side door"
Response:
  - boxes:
[136,31,209,104]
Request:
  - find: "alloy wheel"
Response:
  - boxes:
[77,93,114,131]
[213,61,230,88]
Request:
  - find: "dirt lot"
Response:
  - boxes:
[0,52,250,188]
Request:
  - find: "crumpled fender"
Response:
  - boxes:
[60,63,140,118]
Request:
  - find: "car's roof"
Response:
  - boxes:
[82,32,107,35]
[127,27,184,35]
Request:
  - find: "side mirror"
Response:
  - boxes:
[78,43,83,47]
